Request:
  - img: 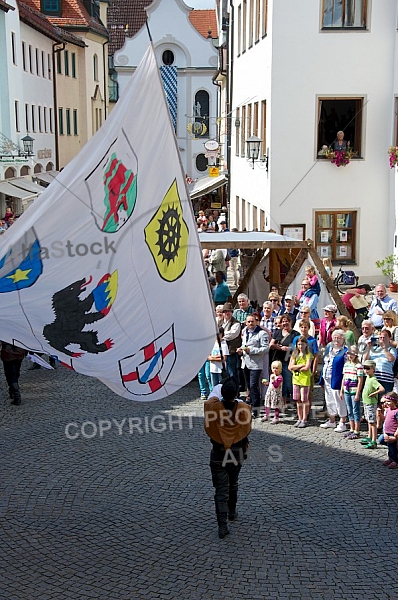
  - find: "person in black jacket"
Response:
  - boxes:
[1,342,26,405]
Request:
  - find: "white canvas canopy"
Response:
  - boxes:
[189,173,227,200]
[199,230,355,331]
[199,230,303,249]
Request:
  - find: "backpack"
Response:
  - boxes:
[1,342,26,361]
[343,270,356,285]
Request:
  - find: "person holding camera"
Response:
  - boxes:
[357,320,376,361]
[381,311,398,347]
[363,329,396,434]
[363,329,396,396]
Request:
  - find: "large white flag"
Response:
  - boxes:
[0,45,216,401]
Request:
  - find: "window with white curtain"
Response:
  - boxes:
[322,0,368,29]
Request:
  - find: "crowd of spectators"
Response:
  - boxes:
[198,265,398,464]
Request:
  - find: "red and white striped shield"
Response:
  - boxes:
[118,325,176,396]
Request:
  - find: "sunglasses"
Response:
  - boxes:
[363,366,373,370]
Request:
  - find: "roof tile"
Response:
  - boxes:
[107,2,218,56]
[21,0,107,36]
[107,0,152,56]
[189,9,218,39]
[17,1,63,42]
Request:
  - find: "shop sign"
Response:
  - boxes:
[0,157,29,164]
[208,166,219,177]
[37,149,52,159]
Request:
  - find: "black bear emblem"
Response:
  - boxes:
[43,277,113,357]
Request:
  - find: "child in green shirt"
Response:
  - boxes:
[360,360,385,449]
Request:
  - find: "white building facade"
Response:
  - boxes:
[19,18,57,175]
[0,0,57,213]
[228,0,398,282]
[112,0,219,179]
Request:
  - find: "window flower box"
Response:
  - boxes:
[319,145,357,167]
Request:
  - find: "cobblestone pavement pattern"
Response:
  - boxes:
[0,361,396,600]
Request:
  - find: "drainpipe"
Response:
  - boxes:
[212,65,223,202]
[226,1,234,216]
[102,38,109,119]
[212,60,222,148]
[52,42,65,171]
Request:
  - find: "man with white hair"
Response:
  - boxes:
[260,301,274,337]
[220,303,241,385]
[233,294,254,394]
[233,294,253,325]
[368,284,398,329]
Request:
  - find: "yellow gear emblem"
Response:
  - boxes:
[144,179,189,282]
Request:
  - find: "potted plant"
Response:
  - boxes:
[375,255,398,292]
[388,146,398,169]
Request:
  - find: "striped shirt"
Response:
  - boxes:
[369,346,396,386]
[342,361,364,394]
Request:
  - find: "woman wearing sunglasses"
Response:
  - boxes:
[294,306,316,338]
[381,311,398,348]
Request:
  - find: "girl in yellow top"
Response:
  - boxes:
[289,336,313,428]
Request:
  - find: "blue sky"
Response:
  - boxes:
[189,0,216,8]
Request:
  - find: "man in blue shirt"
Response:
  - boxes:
[213,271,232,305]
[368,284,398,329]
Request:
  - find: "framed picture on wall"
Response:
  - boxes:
[281,224,306,241]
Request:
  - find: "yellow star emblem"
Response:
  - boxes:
[7,268,32,283]
[144,179,189,282]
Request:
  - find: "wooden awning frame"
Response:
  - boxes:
[200,234,358,337]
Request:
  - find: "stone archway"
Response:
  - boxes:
[20,165,30,176]
[4,167,16,179]
[46,162,54,171]
[34,163,43,173]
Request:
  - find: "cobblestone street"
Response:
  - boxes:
[0,362,396,600]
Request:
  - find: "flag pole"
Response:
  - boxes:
[144,28,218,340]
[145,19,153,42]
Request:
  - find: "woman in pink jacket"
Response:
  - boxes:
[319,305,337,348]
